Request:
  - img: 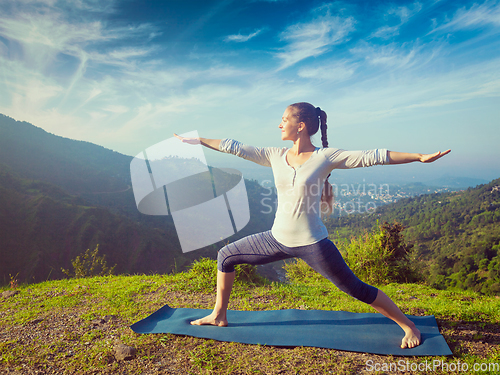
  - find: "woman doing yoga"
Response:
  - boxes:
[174,102,450,349]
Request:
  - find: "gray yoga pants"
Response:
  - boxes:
[217,230,379,304]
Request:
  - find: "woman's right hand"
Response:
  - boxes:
[173,133,201,145]
[174,134,222,152]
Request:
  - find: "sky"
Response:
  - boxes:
[0,0,499,184]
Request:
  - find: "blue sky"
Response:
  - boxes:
[0,0,499,184]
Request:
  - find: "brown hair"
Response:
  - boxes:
[289,102,334,216]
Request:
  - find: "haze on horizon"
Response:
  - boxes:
[0,0,499,184]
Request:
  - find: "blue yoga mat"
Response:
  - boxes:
[131,304,452,356]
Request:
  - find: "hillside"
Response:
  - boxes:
[0,163,184,283]
[0,114,131,194]
[324,178,500,295]
[0,260,499,374]
[0,115,276,284]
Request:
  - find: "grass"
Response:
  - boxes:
[1,259,499,374]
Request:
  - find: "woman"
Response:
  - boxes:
[174,102,450,349]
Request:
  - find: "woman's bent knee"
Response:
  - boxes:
[344,282,378,304]
[217,246,235,273]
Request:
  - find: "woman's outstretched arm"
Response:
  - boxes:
[388,149,451,164]
[174,134,273,167]
[173,133,221,152]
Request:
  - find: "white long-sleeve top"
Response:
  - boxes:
[219,138,389,247]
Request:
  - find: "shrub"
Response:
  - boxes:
[285,222,421,286]
[342,222,421,285]
[234,263,266,284]
[187,258,266,291]
[62,245,116,278]
[187,257,218,292]
[342,228,391,285]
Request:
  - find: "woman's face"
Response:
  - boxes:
[279,106,301,141]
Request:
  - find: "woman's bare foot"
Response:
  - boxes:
[190,311,228,327]
[369,290,422,349]
[401,325,421,349]
[190,271,234,327]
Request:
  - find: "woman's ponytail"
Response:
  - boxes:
[317,107,334,216]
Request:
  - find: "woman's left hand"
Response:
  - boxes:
[419,149,451,163]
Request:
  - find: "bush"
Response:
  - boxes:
[187,258,266,291]
[342,222,421,285]
[285,222,421,286]
[62,245,116,278]
[342,228,391,285]
[234,263,266,284]
[187,258,218,292]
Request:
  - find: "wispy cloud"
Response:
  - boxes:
[370,25,401,40]
[350,41,431,69]
[429,1,500,34]
[0,12,106,55]
[276,7,355,70]
[391,1,423,24]
[224,28,265,42]
[298,60,356,81]
[88,46,159,69]
[327,56,500,135]
[369,1,423,39]
[0,0,166,144]
[0,9,160,78]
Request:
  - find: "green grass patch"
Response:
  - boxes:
[1,258,499,374]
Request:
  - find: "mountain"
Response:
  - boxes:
[0,114,131,193]
[0,114,276,284]
[324,178,500,295]
[0,163,180,283]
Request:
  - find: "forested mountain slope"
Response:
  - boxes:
[0,115,276,284]
[325,179,500,294]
